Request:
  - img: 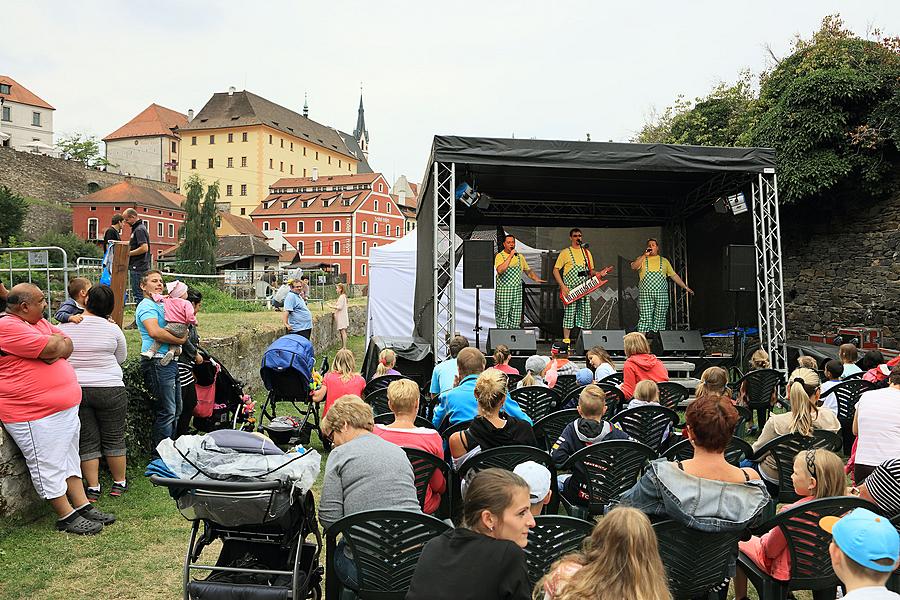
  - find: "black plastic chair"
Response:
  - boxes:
[509,386,562,422]
[610,405,680,453]
[657,381,690,411]
[594,382,626,415]
[439,419,472,441]
[734,404,753,436]
[827,379,876,453]
[362,374,410,399]
[559,385,587,410]
[373,412,434,429]
[601,372,623,385]
[363,388,391,416]
[663,437,754,467]
[654,520,742,600]
[324,509,450,600]
[843,371,864,380]
[738,497,877,600]
[751,430,843,503]
[506,373,523,388]
[523,516,594,587]
[560,440,658,518]
[553,374,580,399]
[457,445,560,513]
[402,447,450,517]
[533,409,580,452]
[730,368,783,429]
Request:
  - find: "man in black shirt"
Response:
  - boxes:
[123,208,151,305]
[103,214,123,247]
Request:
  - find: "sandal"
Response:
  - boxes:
[109,482,128,497]
[56,515,103,535]
[77,505,116,525]
[85,486,101,502]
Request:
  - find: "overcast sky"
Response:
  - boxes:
[2,1,897,186]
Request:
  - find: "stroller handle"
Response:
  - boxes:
[149,475,283,492]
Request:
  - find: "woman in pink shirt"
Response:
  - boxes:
[312,348,366,416]
[373,379,446,515]
[491,344,519,375]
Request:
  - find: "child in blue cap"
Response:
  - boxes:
[820,507,900,599]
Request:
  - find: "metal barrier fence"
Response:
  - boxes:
[0,246,69,319]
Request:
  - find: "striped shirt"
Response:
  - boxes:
[865,459,900,517]
[58,315,127,387]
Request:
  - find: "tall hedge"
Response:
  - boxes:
[122,357,156,457]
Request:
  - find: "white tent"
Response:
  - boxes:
[367,230,546,350]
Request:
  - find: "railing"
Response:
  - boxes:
[0,246,69,319]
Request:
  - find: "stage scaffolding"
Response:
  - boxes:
[751,172,788,372]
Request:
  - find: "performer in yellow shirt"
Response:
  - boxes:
[494,234,544,329]
[629,238,693,332]
[552,228,612,341]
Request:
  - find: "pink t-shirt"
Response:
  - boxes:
[492,363,520,375]
[0,316,82,423]
[373,424,447,514]
[153,294,197,325]
[322,372,366,415]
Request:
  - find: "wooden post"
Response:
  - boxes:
[109,242,130,328]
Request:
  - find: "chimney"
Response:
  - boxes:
[228,86,236,96]
[187,109,194,122]
[312,167,318,182]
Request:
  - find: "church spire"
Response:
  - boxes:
[354,83,369,158]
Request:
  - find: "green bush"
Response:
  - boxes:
[33,232,101,265]
[122,357,155,457]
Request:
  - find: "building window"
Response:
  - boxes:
[362,221,367,234]
[168,223,175,238]
[279,221,286,232]
[328,156,331,165]
[290,142,294,151]
[332,263,340,275]
[374,222,379,234]
[240,207,246,215]
[374,199,379,211]
[241,156,247,167]
[240,184,247,196]
[378,183,384,192]
[296,221,304,233]
[280,161,283,172]
[171,141,177,153]
[315,241,322,255]
[87,218,99,240]
[228,132,233,143]
[269,134,273,144]
[269,158,273,169]
[227,157,233,168]
[31,111,41,126]
[297,241,304,254]
[209,135,215,144]
[315,151,319,160]
[372,242,378,249]
[333,220,341,232]
[333,241,340,255]
[303,168,307,177]
[315,220,322,232]
[303,147,307,157]
[1,106,9,121]
[0,83,10,94]
[362,241,367,256]
[396,226,401,237]
[191,159,197,169]
[280,139,284,148]
[157,222,164,237]
[226,184,233,196]
[387,203,391,213]
[361,263,367,277]
[242,132,248,142]
[338,160,342,168]
[263,221,270,231]
[290,165,293,175]
[191,136,197,145]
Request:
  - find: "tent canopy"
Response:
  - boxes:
[419,136,776,227]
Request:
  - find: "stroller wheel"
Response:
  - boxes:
[308,582,322,600]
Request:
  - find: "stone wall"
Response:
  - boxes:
[0,146,175,204]
[21,201,73,240]
[781,192,900,347]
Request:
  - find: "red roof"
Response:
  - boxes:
[218,210,265,237]
[0,75,54,110]
[103,103,188,141]
[68,180,185,212]
[252,190,370,216]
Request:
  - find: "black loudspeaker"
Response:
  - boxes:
[723,245,755,292]
[659,330,705,355]
[361,336,435,388]
[575,330,627,356]
[463,239,495,289]
[486,329,537,355]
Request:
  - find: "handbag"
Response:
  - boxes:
[99,243,115,286]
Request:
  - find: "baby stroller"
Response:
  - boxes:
[259,334,321,448]
[192,353,255,433]
[150,430,323,599]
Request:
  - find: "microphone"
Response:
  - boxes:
[581,243,590,249]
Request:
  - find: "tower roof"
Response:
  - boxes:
[354,93,369,144]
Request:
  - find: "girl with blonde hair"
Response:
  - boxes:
[539,506,671,600]
[372,348,400,379]
[695,366,729,399]
[312,348,366,416]
[491,344,520,375]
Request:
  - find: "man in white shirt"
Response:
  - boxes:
[853,366,900,484]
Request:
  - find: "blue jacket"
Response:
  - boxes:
[54,298,84,323]
[433,374,533,429]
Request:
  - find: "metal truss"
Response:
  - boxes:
[480,198,666,224]
[751,173,788,372]
[433,161,456,360]
[666,219,690,329]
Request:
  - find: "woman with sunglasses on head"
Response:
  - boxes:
[407,468,535,600]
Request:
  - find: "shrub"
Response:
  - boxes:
[122,357,155,457]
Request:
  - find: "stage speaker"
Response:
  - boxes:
[463,239,495,289]
[723,245,755,292]
[486,329,537,355]
[659,330,705,355]
[575,330,627,356]
[361,336,435,388]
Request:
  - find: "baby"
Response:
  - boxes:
[141,280,197,366]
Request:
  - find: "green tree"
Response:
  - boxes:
[34,232,101,265]
[0,186,27,242]
[177,175,218,274]
[56,133,116,168]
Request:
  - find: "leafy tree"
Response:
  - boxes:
[177,175,218,274]
[56,133,116,168]
[0,186,27,242]
[34,232,101,265]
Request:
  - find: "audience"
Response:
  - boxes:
[862,352,900,387]
[448,369,537,469]
[371,348,400,379]
[819,508,900,599]
[54,277,90,324]
[852,366,900,483]
[518,354,549,388]
[734,449,847,600]
[432,347,532,429]
[586,345,617,382]
[620,332,668,400]
[797,355,818,370]
[539,506,671,600]
[736,349,776,428]
[0,283,115,534]
[491,344,520,375]
[839,343,862,379]
[751,367,840,494]
[695,366,729,400]
[819,359,844,413]
[545,341,579,381]
[59,285,129,500]
[406,469,534,600]
[372,379,445,515]
[855,459,900,518]
[513,461,552,516]
[312,348,366,416]
[551,385,629,507]
[430,335,469,400]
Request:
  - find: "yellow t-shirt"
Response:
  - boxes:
[638,256,675,280]
[554,248,593,277]
[494,251,530,272]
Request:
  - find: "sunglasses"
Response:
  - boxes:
[322,429,335,445]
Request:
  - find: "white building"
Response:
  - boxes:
[0,76,55,155]
[103,104,188,184]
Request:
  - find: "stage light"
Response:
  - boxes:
[727,192,748,215]
[456,182,478,207]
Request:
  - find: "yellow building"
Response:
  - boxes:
[178,88,372,216]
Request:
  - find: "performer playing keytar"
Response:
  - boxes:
[552,228,613,341]
[494,234,545,329]
[630,238,693,333]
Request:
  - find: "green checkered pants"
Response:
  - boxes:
[495,284,523,329]
[563,269,591,329]
[636,270,669,332]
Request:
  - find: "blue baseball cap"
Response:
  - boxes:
[576,368,594,386]
[819,508,899,573]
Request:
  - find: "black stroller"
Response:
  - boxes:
[259,334,322,448]
[192,353,255,433]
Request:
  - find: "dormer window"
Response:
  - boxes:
[0,84,10,95]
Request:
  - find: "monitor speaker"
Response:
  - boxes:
[574,330,627,356]
[463,239,495,289]
[360,336,434,388]
[659,330,705,355]
[723,245,755,292]
[486,329,537,355]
